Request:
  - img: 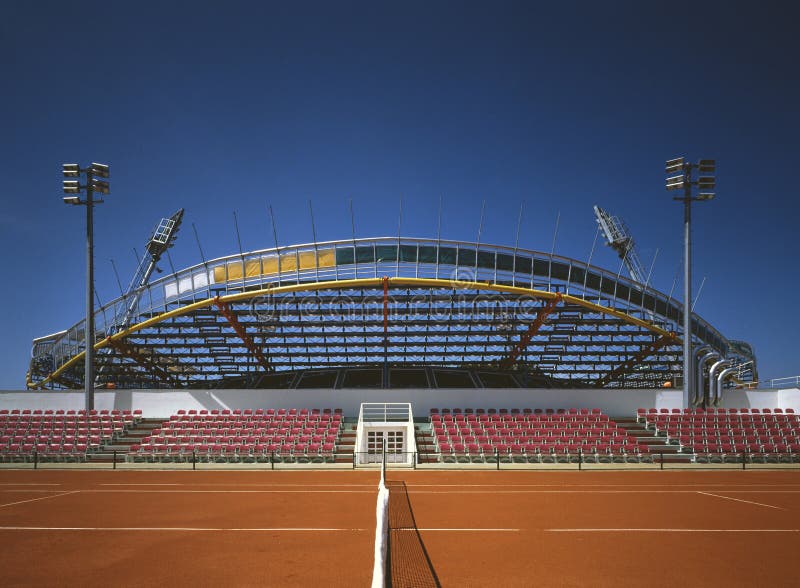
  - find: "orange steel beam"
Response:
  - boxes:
[107,338,180,387]
[500,294,562,369]
[594,333,676,388]
[214,297,273,373]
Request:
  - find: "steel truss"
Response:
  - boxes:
[28,237,748,390]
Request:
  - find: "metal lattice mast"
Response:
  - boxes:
[117,209,184,331]
[593,205,648,285]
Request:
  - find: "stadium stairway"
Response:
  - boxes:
[87,418,163,465]
[335,419,356,463]
[614,416,689,463]
[414,422,438,463]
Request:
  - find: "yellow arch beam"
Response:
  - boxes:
[29,277,679,389]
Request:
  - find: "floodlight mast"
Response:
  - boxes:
[117,209,184,331]
[665,157,716,408]
[593,205,648,284]
[62,163,111,410]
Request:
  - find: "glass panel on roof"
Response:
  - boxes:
[418,245,437,264]
[496,253,514,272]
[336,247,354,265]
[399,244,418,262]
[356,245,375,263]
[477,250,495,270]
[438,247,457,265]
[457,248,476,267]
[375,245,397,262]
[514,255,532,274]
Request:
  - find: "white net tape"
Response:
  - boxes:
[371,446,389,588]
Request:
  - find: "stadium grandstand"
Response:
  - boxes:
[4,208,800,588]
[7,202,799,470]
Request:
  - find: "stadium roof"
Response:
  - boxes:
[28,237,755,390]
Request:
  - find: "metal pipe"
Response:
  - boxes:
[715,367,738,407]
[707,359,729,409]
[695,350,719,406]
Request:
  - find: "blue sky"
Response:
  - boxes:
[1,1,797,388]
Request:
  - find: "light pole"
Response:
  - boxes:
[63,162,110,411]
[665,157,715,408]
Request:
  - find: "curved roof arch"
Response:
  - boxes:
[28,237,744,390]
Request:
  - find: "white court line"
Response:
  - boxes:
[0,491,80,509]
[0,526,365,532]
[99,483,374,487]
[79,489,374,494]
[0,526,516,532]
[548,528,800,533]
[100,483,181,486]
[406,483,800,488]
[414,528,519,532]
[0,483,61,486]
[697,491,785,510]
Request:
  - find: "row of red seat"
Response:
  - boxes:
[174,408,342,416]
[131,441,337,462]
[432,414,611,424]
[167,415,341,424]
[638,408,794,415]
[432,408,645,461]
[433,408,603,415]
[129,409,345,462]
[0,409,142,416]
[1,416,134,424]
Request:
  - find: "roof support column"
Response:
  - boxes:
[500,294,562,369]
[106,337,179,387]
[214,297,273,373]
[594,333,676,388]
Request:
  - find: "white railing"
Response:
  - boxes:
[765,376,800,389]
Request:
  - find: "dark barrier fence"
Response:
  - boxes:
[1,450,799,470]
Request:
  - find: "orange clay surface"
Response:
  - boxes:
[0,469,799,587]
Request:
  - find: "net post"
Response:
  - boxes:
[496,447,500,470]
[381,437,387,485]
[192,450,196,471]
[34,450,38,470]
[113,450,117,470]
[578,449,582,471]
[660,452,664,470]
[743,453,746,470]
[271,451,275,470]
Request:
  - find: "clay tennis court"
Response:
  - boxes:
[0,469,798,587]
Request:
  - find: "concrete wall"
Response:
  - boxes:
[2,387,796,418]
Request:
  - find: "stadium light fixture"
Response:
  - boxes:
[665,156,717,409]
[665,157,685,174]
[89,162,110,178]
[60,162,111,411]
[62,180,81,194]
[698,159,716,172]
[91,179,110,195]
[62,163,80,177]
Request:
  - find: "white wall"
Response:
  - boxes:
[2,387,794,418]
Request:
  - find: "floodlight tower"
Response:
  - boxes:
[62,162,111,411]
[665,157,716,408]
[593,205,648,285]
[117,209,184,331]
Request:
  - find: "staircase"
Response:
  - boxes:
[615,415,691,463]
[414,421,438,463]
[86,418,162,465]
